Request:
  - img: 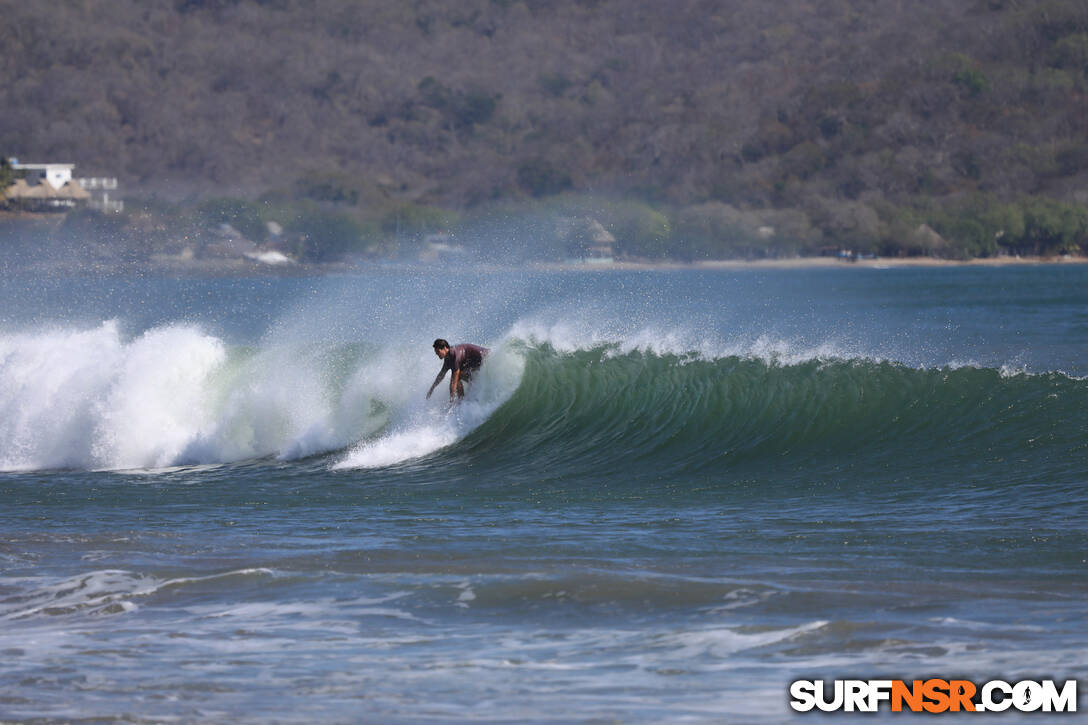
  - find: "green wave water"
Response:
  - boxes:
[449,345,1087,490]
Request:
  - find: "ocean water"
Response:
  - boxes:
[0,265,1085,722]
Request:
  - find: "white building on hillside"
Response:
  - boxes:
[11,161,75,190]
[5,159,123,213]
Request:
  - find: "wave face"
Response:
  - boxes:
[2,319,1084,481]
[451,343,1087,487]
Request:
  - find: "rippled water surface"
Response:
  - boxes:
[1,266,1086,721]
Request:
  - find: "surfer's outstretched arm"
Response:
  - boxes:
[426,370,446,399]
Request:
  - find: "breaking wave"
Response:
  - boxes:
[1,320,1084,480]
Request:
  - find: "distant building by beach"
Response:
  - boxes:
[4,160,88,211]
[12,161,75,190]
[3,159,123,213]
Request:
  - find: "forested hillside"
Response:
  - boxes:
[2,0,1088,260]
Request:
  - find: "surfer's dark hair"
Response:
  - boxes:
[433,338,449,350]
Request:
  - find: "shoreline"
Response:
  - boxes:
[4,253,1086,277]
[537,254,1088,272]
[708,254,1088,270]
[703,254,1088,269]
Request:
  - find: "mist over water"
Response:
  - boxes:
[2,265,1087,721]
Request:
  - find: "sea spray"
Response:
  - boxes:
[0,323,414,470]
[335,342,526,469]
[0,321,225,470]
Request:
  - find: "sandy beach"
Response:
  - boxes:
[698,254,1088,270]
[536,254,1088,272]
[131,252,1088,275]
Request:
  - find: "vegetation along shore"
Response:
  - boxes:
[2,1,1087,268]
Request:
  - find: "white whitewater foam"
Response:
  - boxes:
[334,342,525,469]
[654,619,829,660]
[0,568,275,621]
[0,321,226,470]
[337,424,460,469]
[0,321,414,471]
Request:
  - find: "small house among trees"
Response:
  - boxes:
[2,159,121,212]
[13,162,75,190]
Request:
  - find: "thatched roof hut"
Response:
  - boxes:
[4,176,91,205]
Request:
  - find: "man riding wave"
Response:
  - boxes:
[426,338,489,403]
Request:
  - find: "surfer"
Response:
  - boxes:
[426,339,489,403]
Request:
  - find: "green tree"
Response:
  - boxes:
[923,196,1030,258]
[807,197,881,253]
[607,202,671,260]
[1019,197,1088,255]
[673,202,763,260]
[1050,33,1088,72]
[381,202,454,238]
[952,67,990,96]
